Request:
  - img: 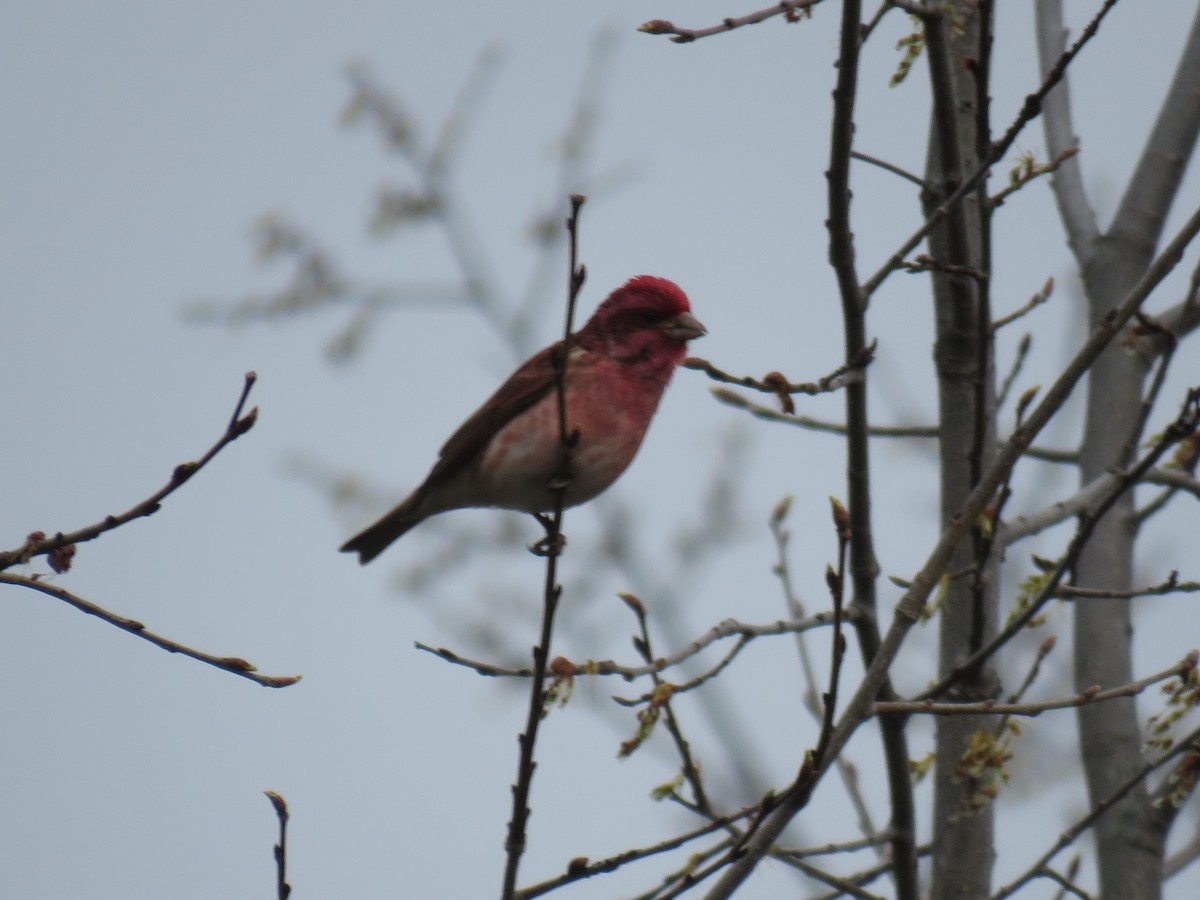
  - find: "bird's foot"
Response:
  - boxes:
[530,513,567,557]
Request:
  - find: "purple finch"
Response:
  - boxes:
[341,275,705,563]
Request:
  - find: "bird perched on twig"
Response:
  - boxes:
[340,275,705,563]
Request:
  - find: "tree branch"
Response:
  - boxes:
[500,196,587,900]
[1109,4,1200,257]
[1035,0,1100,268]
[699,191,1200,900]
[930,386,1200,699]
[862,0,1120,301]
[0,573,300,688]
[991,723,1200,899]
[684,345,872,408]
[415,611,845,680]
[876,653,1195,717]
[513,804,760,900]
[638,1,823,44]
[264,791,292,900]
[0,372,259,572]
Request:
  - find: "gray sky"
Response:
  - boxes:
[4,2,1199,897]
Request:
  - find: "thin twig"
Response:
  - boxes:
[618,594,713,812]
[1123,310,1180,467]
[991,723,1200,899]
[612,634,751,702]
[877,653,1196,717]
[861,0,1122,301]
[992,277,1054,332]
[899,254,987,282]
[264,791,292,900]
[513,805,760,900]
[685,344,873,408]
[993,635,1058,740]
[1163,827,1200,879]
[1135,484,1179,527]
[713,388,936,438]
[638,0,823,44]
[500,196,587,900]
[813,500,852,767]
[826,0,919,893]
[851,150,927,188]
[0,573,301,688]
[808,844,934,900]
[1055,573,1200,600]
[1040,863,1094,900]
[0,372,259,571]
[859,1,894,44]
[1052,857,1086,900]
[988,147,1081,209]
[770,501,880,844]
[778,831,895,859]
[929,387,1200,700]
[996,334,1033,411]
[630,837,735,900]
[703,184,1200,900]
[785,859,887,900]
[415,611,844,680]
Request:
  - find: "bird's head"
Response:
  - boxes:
[581,276,706,367]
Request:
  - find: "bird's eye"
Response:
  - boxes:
[639,310,659,325]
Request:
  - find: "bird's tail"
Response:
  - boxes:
[339,496,424,564]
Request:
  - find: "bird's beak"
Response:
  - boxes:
[659,311,707,343]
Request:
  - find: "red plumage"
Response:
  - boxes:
[340,276,705,563]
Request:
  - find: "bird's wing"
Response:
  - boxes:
[425,341,563,486]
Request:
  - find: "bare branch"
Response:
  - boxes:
[1055,572,1200,601]
[992,724,1200,899]
[808,845,934,900]
[780,831,895,859]
[886,0,933,18]
[0,373,259,572]
[415,611,843,680]
[999,468,1119,546]
[862,0,1121,301]
[989,148,1080,210]
[264,791,292,900]
[684,344,872,411]
[1144,465,1200,499]
[933,387,1200,699]
[996,334,1033,412]
[784,860,887,900]
[1142,258,1200,361]
[702,199,1200,899]
[0,573,301,688]
[1040,864,1095,900]
[501,196,587,900]
[513,805,760,900]
[1110,5,1200,256]
[711,387,1090,468]
[638,1,822,44]
[899,254,987,282]
[992,278,1054,332]
[851,149,927,188]
[616,594,713,815]
[771,502,881,844]
[713,387,937,438]
[877,654,1196,717]
[1034,0,1103,267]
[1164,826,1200,880]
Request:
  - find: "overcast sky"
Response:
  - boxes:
[4,3,1199,898]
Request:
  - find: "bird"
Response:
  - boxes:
[340,275,706,563]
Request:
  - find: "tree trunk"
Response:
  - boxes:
[924,3,1000,897]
